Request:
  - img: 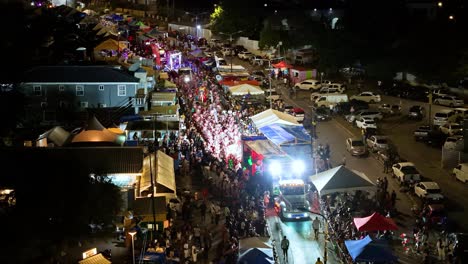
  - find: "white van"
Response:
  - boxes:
[433,110,455,126]
[315,94,349,108]
[453,163,468,183]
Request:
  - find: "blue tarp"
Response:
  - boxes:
[237,248,274,264]
[345,235,397,263]
[258,124,311,146]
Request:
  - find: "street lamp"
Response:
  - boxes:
[320,72,324,84]
[219,30,244,72]
[117,32,121,54]
[185,11,207,37]
[437,2,443,7]
[129,231,137,264]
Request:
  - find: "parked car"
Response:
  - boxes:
[433,95,464,107]
[414,181,444,201]
[431,88,450,98]
[315,107,331,121]
[318,87,343,94]
[265,89,280,101]
[443,136,463,151]
[425,129,447,148]
[295,79,322,91]
[366,135,389,152]
[355,117,377,129]
[392,162,422,184]
[378,104,401,116]
[284,106,305,123]
[339,67,365,77]
[315,94,349,108]
[453,163,468,183]
[346,138,368,156]
[322,83,346,93]
[439,122,463,136]
[221,47,234,56]
[350,91,382,103]
[414,125,432,141]
[249,55,264,65]
[238,51,253,60]
[433,110,456,126]
[233,45,247,55]
[346,110,383,123]
[336,101,369,115]
[409,105,426,120]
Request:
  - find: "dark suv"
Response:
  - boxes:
[408,105,425,120]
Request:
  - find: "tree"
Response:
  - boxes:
[210,0,264,39]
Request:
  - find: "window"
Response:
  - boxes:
[99,85,104,91]
[33,85,42,96]
[80,101,88,108]
[118,85,126,96]
[59,85,65,92]
[76,85,84,96]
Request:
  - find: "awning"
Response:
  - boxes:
[258,124,311,146]
[244,139,285,158]
[141,151,176,197]
[229,84,264,96]
[139,105,179,116]
[272,61,293,69]
[79,253,111,264]
[251,109,300,129]
[353,212,398,232]
[156,150,176,193]
[151,92,177,104]
[126,120,180,131]
[345,235,397,263]
[310,165,376,196]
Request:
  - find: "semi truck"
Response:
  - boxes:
[276,179,310,221]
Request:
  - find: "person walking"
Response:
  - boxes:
[200,201,207,223]
[312,217,321,240]
[281,236,289,261]
[437,238,446,261]
[315,257,323,264]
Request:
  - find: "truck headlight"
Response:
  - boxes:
[287,213,292,218]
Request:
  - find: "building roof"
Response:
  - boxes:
[22,66,140,84]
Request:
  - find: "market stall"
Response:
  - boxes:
[310,165,376,196]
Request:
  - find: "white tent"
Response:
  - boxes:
[239,237,272,255]
[141,151,176,195]
[310,165,376,196]
[156,150,176,193]
[229,84,264,96]
[250,109,300,129]
[243,139,285,157]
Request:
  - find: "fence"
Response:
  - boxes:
[441,147,468,169]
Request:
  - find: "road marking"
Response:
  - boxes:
[331,118,355,137]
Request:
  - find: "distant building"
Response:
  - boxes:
[405,0,438,20]
[20,65,142,124]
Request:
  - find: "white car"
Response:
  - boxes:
[221,47,234,56]
[414,182,444,201]
[294,79,322,91]
[346,110,383,123]
[443,135,463,150]
[355,117,377,129]
[310,87,342,101]
[366,135,389,152]
[392,162,421,184]
[439,122,463,136]
[322,83,346,93]
[265,89,280,101]
[350,91,382,103]
[238,51,253,60]
[346,138,368,156]
[433,95,464,107]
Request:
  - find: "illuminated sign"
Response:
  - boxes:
[82,248,97,259]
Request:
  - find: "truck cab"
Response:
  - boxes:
[277,179,310,221]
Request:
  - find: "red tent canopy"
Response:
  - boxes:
[353,212,398,232]
[219,80,260,87]
[273,61,293,69]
